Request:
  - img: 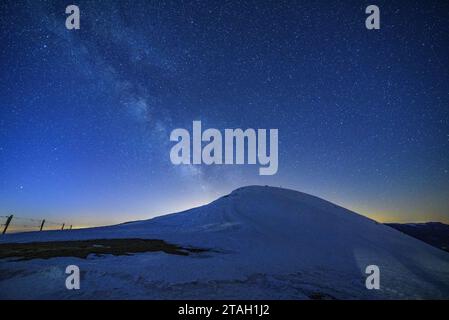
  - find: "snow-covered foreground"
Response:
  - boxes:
[1,186,449,299]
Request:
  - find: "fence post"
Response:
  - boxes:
[61,223,65,230]
[40,219,46,231]
[2,215,13,234]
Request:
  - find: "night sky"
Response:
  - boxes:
[1,0,448,227]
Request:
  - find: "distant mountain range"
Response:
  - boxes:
[386,222,449,253]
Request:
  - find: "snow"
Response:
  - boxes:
[1,186,449,299]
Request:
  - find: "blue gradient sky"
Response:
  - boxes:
[1,0,448,227]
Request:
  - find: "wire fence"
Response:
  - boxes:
[0,215,73,234]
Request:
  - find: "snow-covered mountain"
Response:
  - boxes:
[386,222,449,253]
[1,186,449,299]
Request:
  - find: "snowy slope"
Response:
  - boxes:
[1,186,449,299]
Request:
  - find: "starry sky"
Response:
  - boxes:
[1,0,448,227]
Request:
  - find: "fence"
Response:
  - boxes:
[0,215,73,234]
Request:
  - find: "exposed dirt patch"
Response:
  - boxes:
[0,238,208,261]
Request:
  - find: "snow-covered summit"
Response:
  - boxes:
[1,186,449,299]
